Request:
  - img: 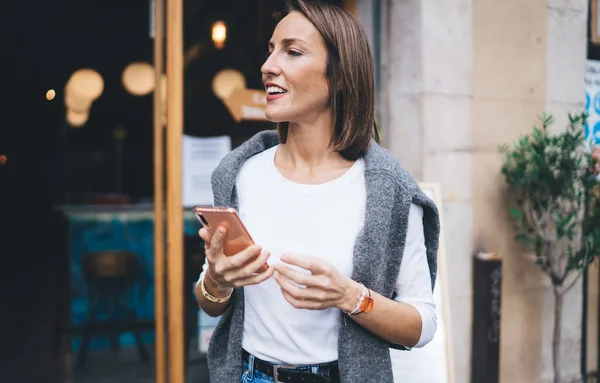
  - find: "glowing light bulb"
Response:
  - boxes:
[212,21,227,49]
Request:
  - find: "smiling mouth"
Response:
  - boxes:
[266,85,287,96]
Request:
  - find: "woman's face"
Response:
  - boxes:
[261,12,330,123]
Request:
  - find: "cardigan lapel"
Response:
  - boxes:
[214,130,389,206]
[212,130,279,208]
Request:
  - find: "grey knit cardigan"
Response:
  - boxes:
[206,130,440,383]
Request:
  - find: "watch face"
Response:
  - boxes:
[360,296,374,313]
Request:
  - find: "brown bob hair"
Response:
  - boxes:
[277,0,378,161]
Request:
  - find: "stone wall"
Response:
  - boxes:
[354,0,589,381]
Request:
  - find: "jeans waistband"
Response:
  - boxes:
[242,349,339,383]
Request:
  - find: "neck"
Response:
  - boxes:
[280,115,342,168]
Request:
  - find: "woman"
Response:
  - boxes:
[195,1,440,382]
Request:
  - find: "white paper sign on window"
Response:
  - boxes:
[182,135,231,207]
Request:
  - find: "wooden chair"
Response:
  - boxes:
[76,250,150,367]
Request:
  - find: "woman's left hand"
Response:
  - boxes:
[273,254,360,312]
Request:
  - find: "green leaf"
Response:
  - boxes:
[515,234,532,244]
[499,110,600,278]
[509,208,522,221]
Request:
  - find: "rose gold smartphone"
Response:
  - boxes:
[193,206,268,272]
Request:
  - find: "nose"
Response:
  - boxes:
[261,52,281,78]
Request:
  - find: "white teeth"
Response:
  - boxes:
[267,86,286,94]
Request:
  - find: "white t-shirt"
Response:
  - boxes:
[199,145,436,364]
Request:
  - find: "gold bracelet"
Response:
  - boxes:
[200,275,233,303]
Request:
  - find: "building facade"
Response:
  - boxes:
[350,0,590,382]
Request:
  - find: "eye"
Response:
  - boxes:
[287,49,302,57]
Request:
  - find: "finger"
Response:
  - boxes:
[280,287,321,310]
[210,226,227,254]
[233,265,275,287]
[248,250,271,274]
[199,228,212,245]
[280,254,331,275]
[275,273,305,299]
[225,249,269,281]
[273,263,316,287]
[226,245,263,270]
[275,273,328,301]
[280,288,304,308]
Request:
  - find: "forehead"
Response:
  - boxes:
[270,12,323,47]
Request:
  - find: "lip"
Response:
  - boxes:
[266,93,286,101]
[264,82,288,101]
[264,82,287,91]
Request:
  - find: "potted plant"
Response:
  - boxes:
[499,112,600,383]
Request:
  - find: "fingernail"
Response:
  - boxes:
[217,227,226,234]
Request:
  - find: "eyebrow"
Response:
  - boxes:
[268,37,309,49]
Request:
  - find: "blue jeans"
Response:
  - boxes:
[241,359,274,383]
[240,353,337,383]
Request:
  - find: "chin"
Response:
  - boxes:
[265,114,280,123]
[265,109,287,123]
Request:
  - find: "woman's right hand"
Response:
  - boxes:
[199,226,274,290]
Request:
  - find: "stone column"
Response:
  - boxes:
[376,0,475,381]
[471,0,548,381]
[361,0,589,382]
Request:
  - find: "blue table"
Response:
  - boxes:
[59,204,202,350]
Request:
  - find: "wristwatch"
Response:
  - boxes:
[343,283,373,316]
